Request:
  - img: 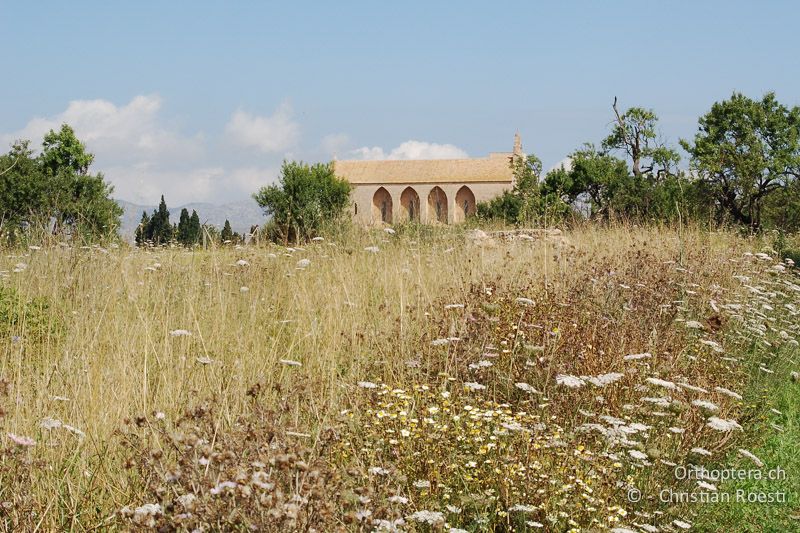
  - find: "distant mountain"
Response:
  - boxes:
[117,199,268,240]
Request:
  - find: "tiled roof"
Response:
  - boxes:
[333,153,515,184]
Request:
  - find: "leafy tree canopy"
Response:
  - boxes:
[602,99,681,179]
[0,123,121,242]
[253,161,352,242]
[681,92,800,231]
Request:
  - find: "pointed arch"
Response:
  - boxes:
[400,187,420,222]
[454,186,476,223]
[427,186,448,223]
[372,187,393,223]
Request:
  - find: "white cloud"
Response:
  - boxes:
[0,95,291,205]
[350,140,468,160]
[224,101,299,153]
[1,95,203,164]
[350,146,387,160]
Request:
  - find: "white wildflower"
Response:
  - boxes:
[515,297,535,306]
[235,259,249,266]
[515,382,538,393]
[251,471,274,490]
[431,338,450,346]
[296,258,311,269]
[63,424,86,438]
[641,396,672,407]
[738,449,765,467]
[131,503,162,527]
[624,352,652,361]
[707,417,742,431]
[210,481,237,495]
[714,386,743,400]
[383,227,396,235]
[388,495,408,504]
[444,303,464,309]
[509,504,537,512]
[279,359,302,367]
[240,286,249,293]
[176,493,196,509]
[678,382,709,393]
[374,518,406,531]
[369,466,390,476]
[673,519,692,530]
[691,399,719,412]
[412,480,431,489]
[169,329,192,337]
[364,246,380,253]
[7,433,35,447]
[40,417,63,430]
[358,381,378,389]
[628,450,648,460]
[646,377,677,390]
[668,427,685,434]
[196,356,214,365]
[585,372,624,387]
[408,510,444,525]
[685,320,704,329]
[468,360,493,370]
[556,374,586,388]
[464,382,486,391]
[691,447,712,456]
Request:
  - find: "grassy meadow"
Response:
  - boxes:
[0,224,798,531]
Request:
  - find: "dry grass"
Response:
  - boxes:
[0,225,797,531]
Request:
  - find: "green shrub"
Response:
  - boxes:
[0,286,59,343]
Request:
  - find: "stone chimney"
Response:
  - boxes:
[510,132,523,188]
[513,132,523,157]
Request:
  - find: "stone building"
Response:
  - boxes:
[333,134,523,224]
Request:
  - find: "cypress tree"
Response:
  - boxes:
[177,208,190,245]
[150,195,172,244]
[135,211,151,245]
[221,219,233,243]
[189,210,201,245]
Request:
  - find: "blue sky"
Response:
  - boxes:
[1,1,798,204]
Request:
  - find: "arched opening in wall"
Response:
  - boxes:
[400,187,420,222]
[427,186,448,223]
[372,187,393,223]
[454,186,476,223]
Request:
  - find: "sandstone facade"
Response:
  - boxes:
[333,134,523,224]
